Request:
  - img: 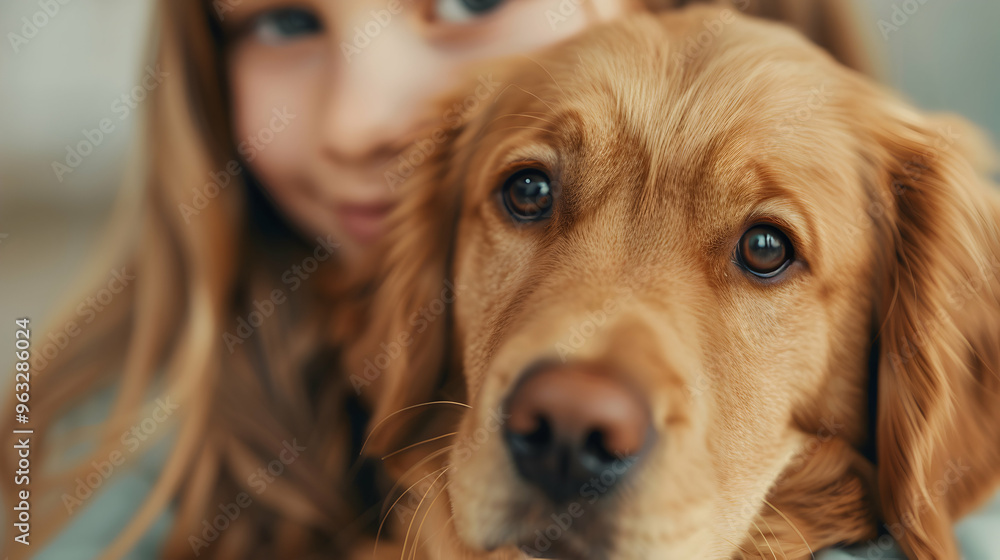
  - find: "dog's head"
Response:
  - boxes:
[356,7,1000,559]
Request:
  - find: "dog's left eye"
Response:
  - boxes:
[737,224,793,278]
[500,169,554,223]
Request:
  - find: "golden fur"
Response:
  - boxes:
[354,7,1000,560]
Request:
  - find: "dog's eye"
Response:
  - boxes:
[500,169,554,222]
[737,225,793,278]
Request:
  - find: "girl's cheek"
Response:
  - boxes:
[228,46,322,190]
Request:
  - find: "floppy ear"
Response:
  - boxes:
[348,135,463,458]
[345,75,506,458]
[866,100,1000,558]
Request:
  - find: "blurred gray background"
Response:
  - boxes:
[0,0,999,355]
[0,0,155,361]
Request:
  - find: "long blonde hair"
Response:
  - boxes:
[3,1,371,558]
[2,0,875,558]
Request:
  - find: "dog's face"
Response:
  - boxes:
[445,12,878,559]
[359,8,1000,560]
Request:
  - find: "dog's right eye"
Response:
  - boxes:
[737,224,794,278]
[500,169,554,223]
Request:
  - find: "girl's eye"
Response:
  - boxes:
[433,0,506,23]
[250,8,322,43]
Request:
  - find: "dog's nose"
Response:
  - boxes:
[503,364,651,503]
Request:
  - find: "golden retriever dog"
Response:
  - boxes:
[352,6,1000,560]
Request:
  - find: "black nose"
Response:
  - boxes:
[503,364,651,503]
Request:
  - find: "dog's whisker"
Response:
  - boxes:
[382,432,458,461]
[743,527,767,559]
[428,512,456,556]
[492,82,558,114]
[374,463,450,560]
[382,446,455,518]
[375,446,454,556]
[762,498,815,559]
[481,125,558,140]
[756,512,788,560]
[408,481,452,560]
[720,534,753,557]
[749,518,778,560]
[486,112,559,129]
[517,54,567,96]
[401,467,452,560]
[359,401,471,457]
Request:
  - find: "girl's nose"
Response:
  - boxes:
[321,16,450,163]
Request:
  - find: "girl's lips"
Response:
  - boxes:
[335,202,395,243]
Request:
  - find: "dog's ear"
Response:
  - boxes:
[864,97,1000,558]
[349,137,462,458]
[348,84,494,458]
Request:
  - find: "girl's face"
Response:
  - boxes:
[219,0,630,261]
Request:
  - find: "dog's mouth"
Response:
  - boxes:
[511,532,599,560]
[487,501,615,560]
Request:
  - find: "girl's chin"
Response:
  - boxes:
[334,233,386,268]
